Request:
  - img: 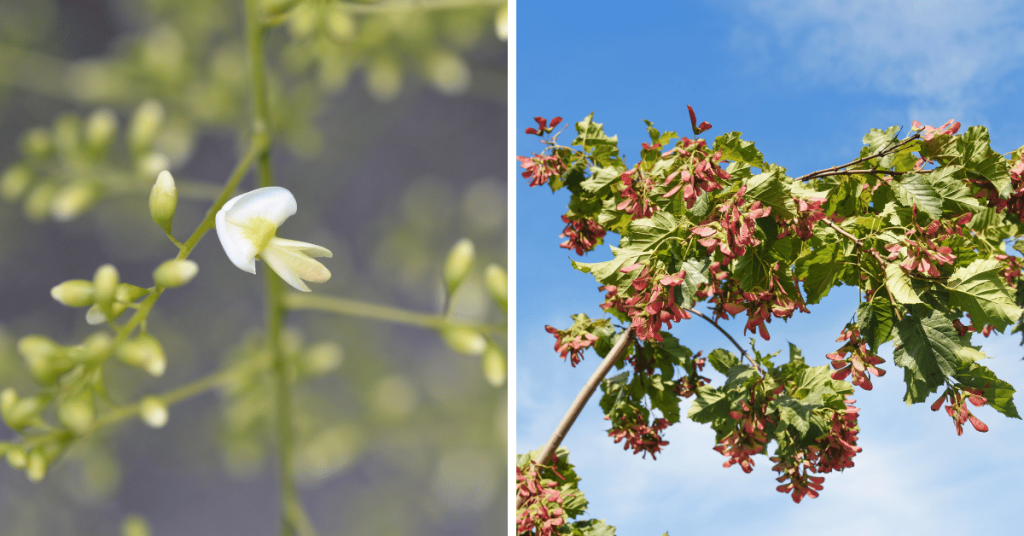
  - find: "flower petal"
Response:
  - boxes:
[224,187,297,228]
[270,237,333,258]
[260,240,331,292]
[216,209,259,273]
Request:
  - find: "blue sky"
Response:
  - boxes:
[516,1,1024,534]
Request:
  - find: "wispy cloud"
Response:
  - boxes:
[731,0,1024,122]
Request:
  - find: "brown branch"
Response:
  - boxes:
[516,327,635,511]
[794,132,921,182]
[686,308,762,373]
[822,218,903,321]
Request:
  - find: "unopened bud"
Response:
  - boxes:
[85,107,118,153]
[149,170,177,234]
[51,181,100,221]
[484,264,507,311]
[71,331,114,363]
[136,152,169,180]
[481,343,507,387]
[58,389,95,435]
[440,326,486,356]
[85,302,128,325]
[152,258,197,288]
[287,3,318,40]
[129,100,165,153]
[443,238,475,294]
[50,279,95,308]
[303,341,343,375]
[24,182,58,222]
[6,446,27,469]
[25,449,47,482]
[17,335,73,385]
[116,334,166,377]
[1,391,49,430]
[0,388,17,416]
[20,127,53,159]
[121,515,153,536]
[116,283,150,303]
[139,396,168,428]
[426,52,471,96]
[53,114,82,158]
[0,165,32,202]
[93,264,120,319]
[495,4,508,41]
[326,6,356,41]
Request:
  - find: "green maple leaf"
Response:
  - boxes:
[893,307,966,404]
[955,362,1021,419]
[946,258,1023,331]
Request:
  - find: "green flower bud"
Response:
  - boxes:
[17,335,73,385]
[440,326,486,356]
[50,279,95,308]
[262,0,301,17]
[366,55,403,102]
[51,181,100,222]
[93,264,120,319]
[495,4,508,41]
[1,391,49,430]
[58,389,95,436]
[70,331,114,363]
[116,283,150,303]
[139,396,168,428]
[129,100,165,154]
[20,127,53,159]
[121,514,153,536]
[26,449,47,482]
[153,259,198,288]
[0,388,17,416]
[136,152,169,181]
[425,51,471,96]
[0,165,32,202]
[85,107,118,153]
[85,302,128,325]
[326,6,356,42]
[149,170,177,234]
[481,343,506,387]
[302,341,343,375]
[6,446,27,469]
[484,264,507,311]
[23,182,58,222]
[287,3,318,40]
[53,114,83,159]
[443,238,475,294]
[116,334,166,377]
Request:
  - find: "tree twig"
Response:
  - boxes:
[794,132,921,182]
[516,328,635,511]
[685,308,761,373]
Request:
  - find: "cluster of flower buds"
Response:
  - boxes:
[606,410,671,460]
[911,119,961,141]
[602,264,690,342]
[558,215,606,255]
[660,143,729,208]
[713,382,782,473]
[777,196,827,241]
[884,213,962,278]
[543,325,597,367]
[691,185,771,262]
[771,451,826,503]
[616,168,657,218]
[516,153,566,188]
[930,386,989,435]
[827,326,886,390]
[516,464,569,536]
[524,115,562,136]
[674,352,709,398]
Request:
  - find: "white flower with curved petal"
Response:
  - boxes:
[215,187,332,292]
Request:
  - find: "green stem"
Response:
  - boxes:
[244,1,312,535]
[282,292,506,332]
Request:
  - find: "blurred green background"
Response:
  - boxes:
[0,0,507,534]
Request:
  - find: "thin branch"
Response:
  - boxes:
[686,308,761,373]
[794,132,921,182]
[821,218,903,321]
[282,292,505,332]
[516,328,635,511]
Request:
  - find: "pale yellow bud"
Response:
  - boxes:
[93,264,120,319]
[443,238,475,294]
[17,335,73,385]
[139,396,168,428]
[20,127,52,159]
[0,165,32,202]
[481,344,506,387]
[58,389,95,436]
[116,334,166,377]
[153,259,197,288]
[149,170,177,234]
[50,279,95,308]
[441,326,486,356]
[51,182,100,221]
[25,449,47,482]
[85,107,118,152]
[129,100,165,153]
[495,5,508,41]
[484,264,507,311]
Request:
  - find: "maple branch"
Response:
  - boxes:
[795,132,921,182]
[516,328,635,510]
[686,308,761,373]
[822,218,903,321]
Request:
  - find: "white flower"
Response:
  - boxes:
[215,186,332,292]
